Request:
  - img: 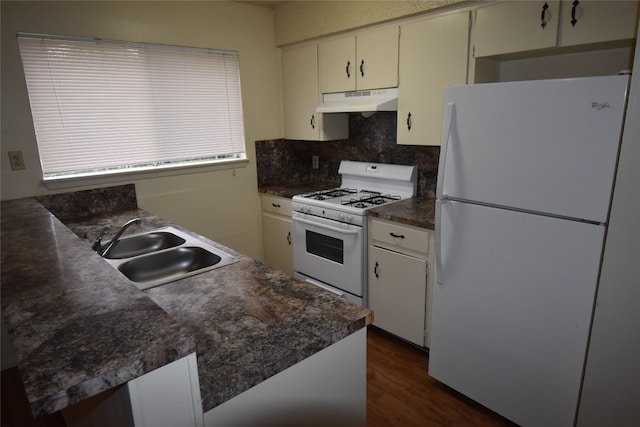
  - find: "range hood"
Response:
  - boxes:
[316,88,398,114]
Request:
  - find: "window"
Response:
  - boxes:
[17,33,247,184]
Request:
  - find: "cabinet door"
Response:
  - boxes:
[282,45,321,141]
[369,245,426,346]
[558,0,639,47]
[474,1,560,57]
[262,212,293,275]
[319,35,356,93]
[356,26,399,90]
[397,12,469,146]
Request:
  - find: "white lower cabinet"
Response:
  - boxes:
[260,195,293,275]
[368,218,433,347]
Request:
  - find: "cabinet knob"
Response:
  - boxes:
[360,59,365,77]
[345,61,351,79]
[571,0,580,27]
[540,2,549,29]
[407,112,412,131]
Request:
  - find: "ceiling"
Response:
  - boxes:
[236,1,289,9]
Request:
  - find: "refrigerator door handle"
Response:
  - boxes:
[436,102,455,201]
[435,199,445,285]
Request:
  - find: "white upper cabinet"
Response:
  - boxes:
[282,44,348,141]
[557,0,639,47]
[474,0,638,58]
[319,26,399,93]
[474,1,560,57]
[356,26,400,91]
[397,11,470,146]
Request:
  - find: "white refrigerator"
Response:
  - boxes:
[429,75,630,427]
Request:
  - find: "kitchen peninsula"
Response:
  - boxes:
[1,187,371,426]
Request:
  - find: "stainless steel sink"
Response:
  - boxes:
[103,231,186,259]
[103,227,238,290]
[118,247,222,283]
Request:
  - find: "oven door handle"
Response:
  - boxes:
[292,216,361,235]
[300,276,345,298]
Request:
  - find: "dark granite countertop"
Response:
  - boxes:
[0,199,196,418]
[1,198,371,417]
[259,185,436,230]
[368,195,436,230]
[258,183,334,199]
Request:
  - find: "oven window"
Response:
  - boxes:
[306,230,344,264]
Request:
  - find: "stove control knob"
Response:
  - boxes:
[305,206,311,213]
[339,213,346,221]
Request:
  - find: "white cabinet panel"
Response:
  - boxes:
[397,11,469,146]
[474,1,560,58]
[260,195,293,275]
[319,26,399,93]
[558,0,639,47]
[282,44,348,141]
[369,246,426,346]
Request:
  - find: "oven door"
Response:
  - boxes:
[292,212,365,298]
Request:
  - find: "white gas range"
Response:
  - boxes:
[292,160,417,306]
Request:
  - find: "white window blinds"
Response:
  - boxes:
[18,33,246,180]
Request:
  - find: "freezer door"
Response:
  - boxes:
[438,75,628,223]
[430,200,604,427]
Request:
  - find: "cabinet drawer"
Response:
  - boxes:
[260,195,292,217]
[370,219,429,256]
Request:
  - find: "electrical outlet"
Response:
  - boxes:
[8,151,26,171]
[312,155,319,169]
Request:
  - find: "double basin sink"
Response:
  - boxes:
[101,226,238,290]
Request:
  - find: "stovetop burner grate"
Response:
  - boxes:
[340,194,402,208]
[302,187,357,200]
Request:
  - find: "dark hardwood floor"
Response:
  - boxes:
[367,326,517,427]
[2,326,515,426]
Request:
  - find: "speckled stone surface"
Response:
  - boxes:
[36,184,138,220]
[256,112,440,198]
[145,259,371,411]
[2,192,371,417]
[1,198,196,418]
[368,195,437,230]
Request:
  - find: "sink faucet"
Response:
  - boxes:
[93,218,142,257]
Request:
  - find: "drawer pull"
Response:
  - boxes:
[374,261,380,278]
[287,231,291,245]
[272,203,281,208]
[389,232,405,239]
[540,2,549,29]
[570,0,579,26]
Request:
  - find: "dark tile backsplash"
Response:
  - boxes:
[36,184,138,221]
[256,112,440,197]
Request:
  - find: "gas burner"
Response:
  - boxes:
[340,194,402,208]
[368,195,401,205]
[303,188,357,200]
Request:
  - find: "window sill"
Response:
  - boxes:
[42,158,250,191]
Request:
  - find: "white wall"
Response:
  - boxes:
[1,1,283,259]
[273,0,465,46]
